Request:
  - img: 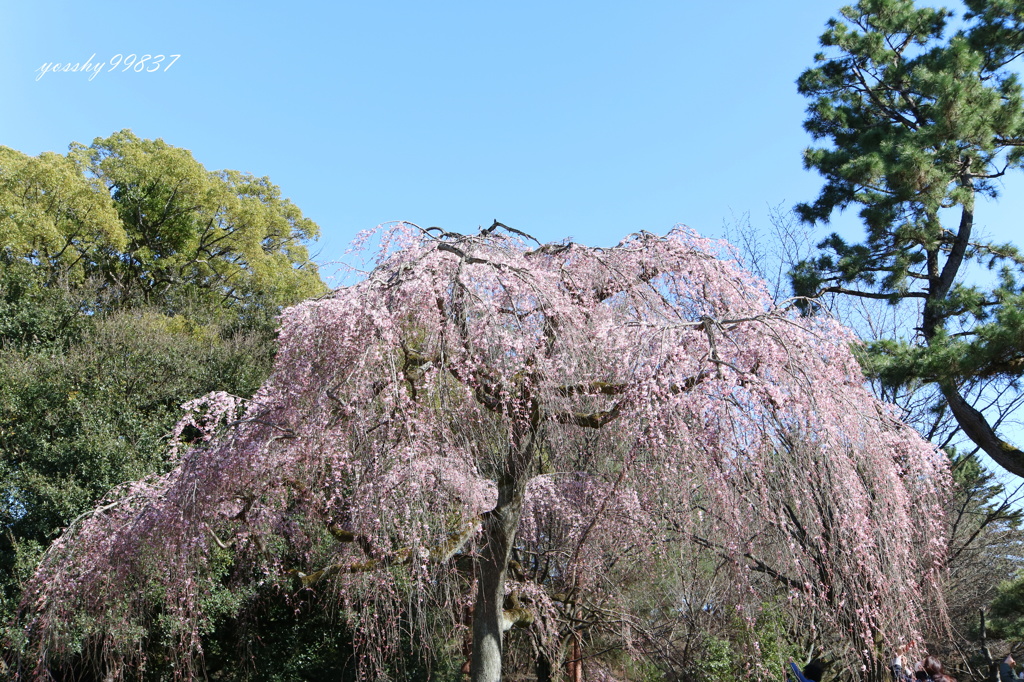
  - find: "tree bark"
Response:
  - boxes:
[470,495,522,682]
[922,198,1024,479]
[470,420,535,682]
[941,384,1024,478]
[569,635,583,682]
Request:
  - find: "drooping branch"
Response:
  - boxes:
[554,381,628,398]
[690,534,806,593]
[549,369,711,429]
[549,400,624,429]
[293,516,482,589]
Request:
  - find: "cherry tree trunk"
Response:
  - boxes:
[471,427,534,682]
[470,492,522,682]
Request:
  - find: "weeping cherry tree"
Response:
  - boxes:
[17,224,949,681]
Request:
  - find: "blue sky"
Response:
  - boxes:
[3,0,1022,283]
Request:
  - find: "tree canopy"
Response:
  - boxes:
[793,0,1024,479]
[16,224,950,682]
[0,130,324,313]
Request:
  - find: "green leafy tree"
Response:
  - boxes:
[1,130,324,313]
[988,572,1024,641]
[0,133,328,670]
[76,131,324,311]
[794,0,1024,478]
[0,145,124,279]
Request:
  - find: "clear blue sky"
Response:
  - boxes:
[3,0,1021,282]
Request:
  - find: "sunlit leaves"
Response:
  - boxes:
[1,131,327,313]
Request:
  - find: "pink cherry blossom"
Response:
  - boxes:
[18,223,948,681]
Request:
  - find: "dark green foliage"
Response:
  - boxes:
[794,0,1024,479]
[195,589,461,682]
[0,304,276,545]
[988,574,1024,641]
[0,255,90,350]
[0,284,283,644]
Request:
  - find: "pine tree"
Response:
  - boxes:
[795,0,1024,478]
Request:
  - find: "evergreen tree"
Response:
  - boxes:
[794,0,1024,478]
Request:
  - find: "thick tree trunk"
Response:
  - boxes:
[921,197,1024,478]
[470,422,534,682]
[941,384,1024,478]
[470,497,521,682]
